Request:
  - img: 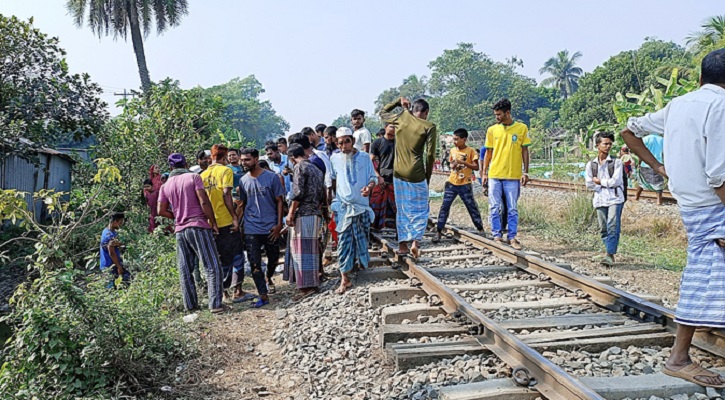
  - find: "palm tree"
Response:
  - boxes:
[66,0,189,92]
[686,15,725,52]
[539,50,583,99]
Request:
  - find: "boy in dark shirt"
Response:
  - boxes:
[100,213,130,288]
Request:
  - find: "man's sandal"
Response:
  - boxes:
[210,304,231,314]
[663,363,725,388]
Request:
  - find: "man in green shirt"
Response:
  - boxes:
[380,97,437,258]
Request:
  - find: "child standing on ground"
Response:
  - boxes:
[433,128,485,242]
[100,213,131,288]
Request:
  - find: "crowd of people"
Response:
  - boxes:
[97,48,725,388]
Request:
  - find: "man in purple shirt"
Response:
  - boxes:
[158,153,225,313]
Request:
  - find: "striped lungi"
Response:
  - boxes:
[394,178,428,242]
[370,183,396,230]
[636,167,666,192]
[284,215,321,289]
[675,203,725,328]
[176,227,223,310]
[337,211,371,274]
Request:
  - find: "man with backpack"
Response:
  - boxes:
[585,132,625,267]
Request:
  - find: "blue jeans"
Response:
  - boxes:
[596,203,624,255]
[489,179,520,240]
[437,182,483,232]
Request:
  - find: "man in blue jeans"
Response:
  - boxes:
[585,132,625,266]
[481,99,531,250]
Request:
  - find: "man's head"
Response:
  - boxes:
[265,143,282,164]
[492,98,513,124]
[351,109,365,130]
[168,153,188,170]
[259,159,272,171]
[323,125,338,146]
[161,173,169,184]
[315,124,327,137]
[337,127,355,154]
[277,137,288,154]
[227,148,240,165]
[143,178,153,192]
[594,132,615,155]
[287,143,306,163]
[453,128,468,148]
[412,99,430,120]
[384,122,396,138]
[701,48,725,86]
[376,128,385,138]
[109,212,125,229]
[211,144,229,165]
[302,126,319,147]
[288,132,312,150]
[196,150,211,169]
[239,147,259,172]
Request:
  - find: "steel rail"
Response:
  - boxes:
[527,178,675,203]
[371,232,605,400]
[436,223,725,359]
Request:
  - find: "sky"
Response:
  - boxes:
[1,1,722,132]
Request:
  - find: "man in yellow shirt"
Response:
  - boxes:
[201,144,248,302]
[481,99,531,250]
[433,128,484,242]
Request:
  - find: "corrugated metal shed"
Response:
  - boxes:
[1,140,75,222]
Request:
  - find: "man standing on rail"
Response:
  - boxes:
[330,127,377,294]
[621,48,725,388]
[481,98,531,251]
[585,132,625,267]
[369,122,397,231]
[379,97,437,259]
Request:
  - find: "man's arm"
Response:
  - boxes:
[158,200,174,220]
[601,160,623,188]
[621,128,666,177]
[482,150,493,185]
[107,242,124,275]
[379,98,403,124]
[425,126,438,183]
[195,189,218,233]
[370,143,385,185]
[584,161,600,191]
[270,196,284,240]
[222,187,239,231]
[286,200,299,227]
[521,147,530,186]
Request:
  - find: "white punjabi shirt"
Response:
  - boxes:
[585,155,625,208]
[626,84,725,208]
[353,127,372,152]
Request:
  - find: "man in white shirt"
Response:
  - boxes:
[351,109,372,153]
[621,48,725,389]
[585,132,625,267]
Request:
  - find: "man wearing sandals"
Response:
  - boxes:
[238,148,285,308]
[330,127,377,294]
[622,49,725,388]
[158,153,225,313]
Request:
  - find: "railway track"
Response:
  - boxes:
[368,224,725,400]
[430,170,676,204]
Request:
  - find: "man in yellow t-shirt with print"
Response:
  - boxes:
[481,98,531,250]
[433,128,485,242]
[201,144,248,303]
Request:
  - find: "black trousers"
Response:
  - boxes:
[245,234,281,283]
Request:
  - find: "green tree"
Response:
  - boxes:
[426,43,553,132]
[686,15,725,53]
[559,39,691,134]
[94,79,227,199]
[0,15,108,156]
[201,76,290,147]
[539,50,583,99]
[374,74,429,113]
[66,0,189,92]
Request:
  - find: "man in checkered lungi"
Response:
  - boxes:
[622,49,725,388]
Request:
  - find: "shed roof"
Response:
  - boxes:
[8,138,77,163]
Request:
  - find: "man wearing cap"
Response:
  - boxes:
[201,144,248,302]
[329,127,377,294]
[158,153,225,313]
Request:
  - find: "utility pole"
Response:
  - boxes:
[113,89,137,101]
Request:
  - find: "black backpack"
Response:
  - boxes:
[590,156,627,202]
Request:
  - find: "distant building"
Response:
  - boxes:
[1,139,75,221]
